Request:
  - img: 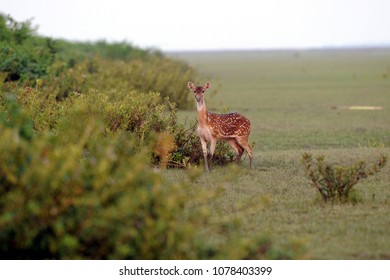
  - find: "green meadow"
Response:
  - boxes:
[168,49,390,259]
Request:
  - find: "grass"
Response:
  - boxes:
[166,48,390,259]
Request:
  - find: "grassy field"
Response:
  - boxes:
[167,48,390,259]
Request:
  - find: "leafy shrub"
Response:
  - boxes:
[302,153,387,203]
[169,119,202,168]
[45,55,196,109]
[92,56,195,109]
[0,13,33,43]
[0,14,197,109]
[54,39,160,62]
[0,14,55,82]
[0,97,296,260]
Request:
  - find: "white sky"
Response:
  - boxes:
[1,0,390,51]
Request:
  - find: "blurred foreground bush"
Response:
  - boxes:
[0,96,301,259]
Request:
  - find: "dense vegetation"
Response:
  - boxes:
[0,13,232,167]
[0,93,285,259]
[0,14,290,259]
[0,14,195,108]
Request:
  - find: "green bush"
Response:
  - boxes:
[0,14,55,82]
[54,39,159,62]
[49,56,195,108]
[0,101,193,259]
[302,153,387,203]
[0,13,36,44]
[0,97,296,259]
[0,14,197,109]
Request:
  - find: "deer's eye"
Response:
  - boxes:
[202,90,205,93]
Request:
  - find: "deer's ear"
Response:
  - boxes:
[188,82,195,90]
[204,81,211,90]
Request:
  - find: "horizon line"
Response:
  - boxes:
[164,44,390,54]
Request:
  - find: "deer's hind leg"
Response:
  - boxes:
[227,139,244,162]
[236,137,253,168]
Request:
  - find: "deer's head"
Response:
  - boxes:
[188,81,210,106]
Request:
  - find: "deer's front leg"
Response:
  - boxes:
[209,139,217,167]
[200,137,210,172]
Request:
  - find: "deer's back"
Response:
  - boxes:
[207,112,251,139]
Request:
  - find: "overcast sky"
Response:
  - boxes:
[1,0,390,51]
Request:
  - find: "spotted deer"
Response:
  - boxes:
[188,81,253,172]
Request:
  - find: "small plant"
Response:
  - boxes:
[302,153,387,203]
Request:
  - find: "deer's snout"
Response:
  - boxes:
[195,95,203,102]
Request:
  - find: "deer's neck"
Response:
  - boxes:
[197,102,208,126]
